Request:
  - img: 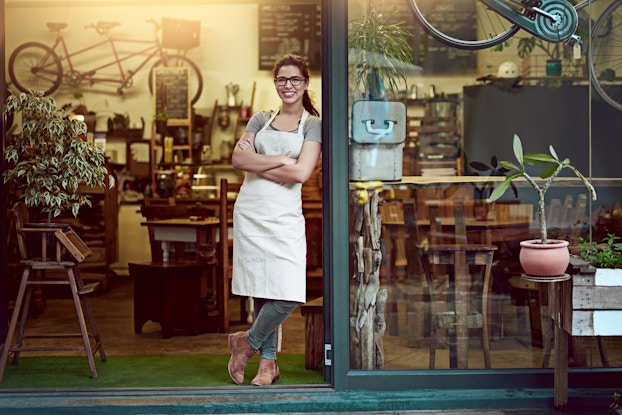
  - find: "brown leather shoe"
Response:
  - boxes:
[251,357,280,386]
[228,331,256,384]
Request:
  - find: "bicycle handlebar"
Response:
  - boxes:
[146,18,161,32]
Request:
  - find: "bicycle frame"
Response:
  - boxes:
[480,0,582,42]
[42,31,171,88]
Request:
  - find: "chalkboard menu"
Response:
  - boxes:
[152,67,190,121]
[258,4,321,70]
[375,0,477,74]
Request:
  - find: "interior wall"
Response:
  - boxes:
[5,1,322,161]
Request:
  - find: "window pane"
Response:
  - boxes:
[348,0,622,372]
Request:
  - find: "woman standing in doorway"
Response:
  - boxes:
[227,54,322,386]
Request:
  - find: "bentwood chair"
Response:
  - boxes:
[218,178,245,332]
[404,199,497,369]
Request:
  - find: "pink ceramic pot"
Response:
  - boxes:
[519,239,570,277]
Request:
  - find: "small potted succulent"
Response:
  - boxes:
[488,134,597,277]
[3,90,115,223]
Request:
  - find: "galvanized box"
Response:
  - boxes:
[349,100,406,181]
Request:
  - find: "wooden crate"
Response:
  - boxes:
[561,258,622,336]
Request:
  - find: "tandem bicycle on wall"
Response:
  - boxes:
[7,17,204,104]
[409,0,622,112]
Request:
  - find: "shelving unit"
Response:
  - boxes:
[234,81,256,139]
[151,67,193,193]
[404,98,462,176]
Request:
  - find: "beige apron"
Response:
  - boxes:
[231,110,309,303]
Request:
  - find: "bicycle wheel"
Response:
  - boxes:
[409,0,520,50]
[8,42,62,95]
[149,54,203,105]
[589,0,622,112]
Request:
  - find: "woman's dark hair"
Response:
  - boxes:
[273,54,320,117]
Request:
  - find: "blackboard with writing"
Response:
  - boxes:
[258,4,321,70]
[153,67,190,121]
[376,0,477,74]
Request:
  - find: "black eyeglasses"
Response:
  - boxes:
[274,76,306,87]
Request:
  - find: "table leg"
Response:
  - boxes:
[161,241,170,263]
[551,281,569,410]
[454,250,469,369]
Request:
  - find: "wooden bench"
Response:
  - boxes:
[300,296,324,370]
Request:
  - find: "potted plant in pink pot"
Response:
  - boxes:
[488,134,597,278]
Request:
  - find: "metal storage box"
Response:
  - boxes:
[350,100,406,181]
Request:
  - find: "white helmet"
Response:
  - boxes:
[497,61,520,78]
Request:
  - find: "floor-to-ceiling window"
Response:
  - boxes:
[337,0,621,391]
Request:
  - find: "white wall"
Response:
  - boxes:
[6,0,526,162]
[5,1,322,161]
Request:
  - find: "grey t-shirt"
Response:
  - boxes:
[246,110,321,143]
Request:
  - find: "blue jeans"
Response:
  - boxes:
[246,298,298,359]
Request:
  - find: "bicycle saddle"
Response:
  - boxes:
[46,22,68,32]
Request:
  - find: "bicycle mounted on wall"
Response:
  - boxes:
[409,0,622,111]
[7,18,203,104]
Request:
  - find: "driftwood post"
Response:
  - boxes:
[350,186,387,369]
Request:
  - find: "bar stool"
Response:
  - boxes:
[0,203,106,382]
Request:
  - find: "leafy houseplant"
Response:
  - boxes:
[516,36,565,78]
[153,107,169,135]
[468,155,518,221]
[488,134,597,276]
[578,234,622,269]
[347,8,414,182]
[3,90,115,222]
[348,8,413,100]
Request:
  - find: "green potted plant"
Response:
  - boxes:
[348,8,414,182]
[468,155,517,221]
[578,234,622,269]
[348,7,413,100]
[3,90,115,223]
[516,36,564,76]
[488,134,597,277]
[153,107,169,136]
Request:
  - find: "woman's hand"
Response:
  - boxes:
[237,135,255,152]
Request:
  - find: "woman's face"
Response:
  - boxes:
[274,65,308,105]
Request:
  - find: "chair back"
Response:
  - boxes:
[427,199,467,245]
[12,202,30,259]
[218,178,242,332]
[219,178,242,277]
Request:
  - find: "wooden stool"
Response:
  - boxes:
[300,296,324,370]
[130,261,212,338]
[0,230,106,382]
[0,203,106,382]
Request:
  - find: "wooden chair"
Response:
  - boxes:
[0,202,106,382]
[218,178,244,333]
[404,199,497,369]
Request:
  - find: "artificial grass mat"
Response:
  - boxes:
[0,354,325,389]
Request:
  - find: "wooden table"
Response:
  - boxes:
[384,215,532,351]
[141,217,220,263]
[139,218,227,333]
